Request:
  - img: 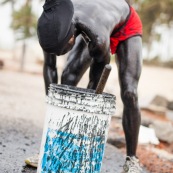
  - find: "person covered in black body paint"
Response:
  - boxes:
[26,0,143,172]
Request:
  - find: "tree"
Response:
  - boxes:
[133,0,173,60]
[11,0,37,71]
[136,0,173,43]
[0,0,16,12]
[1,0,17,60]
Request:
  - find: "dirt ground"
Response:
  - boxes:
[0,69,149,173]
[0,56,173,173]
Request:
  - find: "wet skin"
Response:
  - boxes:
[43,0,142,158]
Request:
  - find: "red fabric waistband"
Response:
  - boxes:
[110,7,143,54]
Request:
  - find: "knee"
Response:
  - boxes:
[122,90,138,107]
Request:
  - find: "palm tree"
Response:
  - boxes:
[11,0,37,71]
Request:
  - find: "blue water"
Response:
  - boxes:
[41,129,105,173]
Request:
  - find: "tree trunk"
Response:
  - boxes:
[11,0,14,12]
[11,1,16,60]
[20,40,26,72]
[126,0,133,5]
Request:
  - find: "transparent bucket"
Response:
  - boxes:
[37,84,116,173]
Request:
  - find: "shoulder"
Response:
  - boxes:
[73,0,130,28]
[72,0,130,46]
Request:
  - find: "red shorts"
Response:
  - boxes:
[110,7,143,54]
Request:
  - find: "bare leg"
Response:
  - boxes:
[61,36,92,86]
[43,51,57,95]
[116,36,142,156]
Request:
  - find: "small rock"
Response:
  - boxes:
[166,110,173,122]
[141,95,169,115]
[150,95,168,108]
[138,125,159,145]
[146,105,167,115]
[0,59,4,69]
[141,116,154,127]
[149,121,173,144]
[107,136,126,148]
[167,101,173,110]
[151,147,173,161]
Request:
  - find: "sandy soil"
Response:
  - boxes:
[0,69,148,173]
[1,56,173,173]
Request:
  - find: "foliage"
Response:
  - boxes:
[0,0,16,5]
[0,0,16,15]
[10,1,37,40]
[135,0,173,43]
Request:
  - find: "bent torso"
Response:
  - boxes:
[71,0,130,60]
[72,0,130,39]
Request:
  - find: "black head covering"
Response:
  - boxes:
[37,0,74,55]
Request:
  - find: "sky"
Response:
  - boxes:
[0,3,14,49]
[0,1,43,49]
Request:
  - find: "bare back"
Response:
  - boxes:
[72,0,130,37]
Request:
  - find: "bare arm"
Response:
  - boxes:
[43,51,58,95]
[75,21,111,89]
